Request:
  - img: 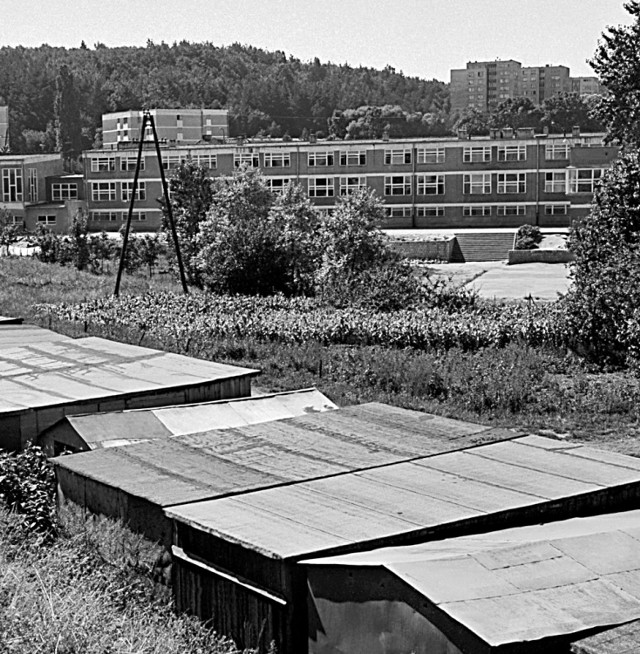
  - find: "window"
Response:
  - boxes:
[385,207,412,218]
[416,206,445,217]
[37,215,56,225]
[91,182,116,201]
[545,143,571,160]
[568,168,605,193]
[267,178,291,195]
[417,147,445,164]
[193,153,217,169]
[27,169,38,202]
[497,173,526,194]
[463,146,491,163]
[234,152,260,168]
[162,154,186,170]
[2,168,23,202]
[264,152,291,167]
[463,173,491,194]
[339,150,367,166]
[89,210,119,222]
[131,211,147,222]
[497,145,526,161]
[120,156,145,171]
[90,156,115,172]
[544,204,569,215]
[308,151,335,167]
[384,149,412,165]
[52,183,78,201]
[545,172,566,193]
[384,175,412,196]
[497,205,526,216]
[308,177,334,197]
[416,174,445,195]
[121,181,146,201]
[339,176,366,196]
[463,205,491,216]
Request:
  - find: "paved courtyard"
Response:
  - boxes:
[429,261,571,301]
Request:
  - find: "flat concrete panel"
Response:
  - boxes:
[0,325,258,448]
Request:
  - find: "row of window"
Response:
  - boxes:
[383,204,570,218]
[87,141,583,174]
[91,182,147,202]
[87,170,605,203]
[89,211,148,222]
[2,168,38,203]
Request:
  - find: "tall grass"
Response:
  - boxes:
[0,505,241,654]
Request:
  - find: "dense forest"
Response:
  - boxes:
[0,41,450,152]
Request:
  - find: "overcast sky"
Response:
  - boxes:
[0,0,632,81]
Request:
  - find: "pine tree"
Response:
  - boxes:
[54,65,82,161]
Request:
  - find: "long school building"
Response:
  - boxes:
[82,130,619,233]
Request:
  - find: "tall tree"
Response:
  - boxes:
[590,0,640,146]
[54,65,82,160]
[540,93,599,135]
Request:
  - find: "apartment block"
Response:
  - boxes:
[451,60,600,112]
[572,76,604,96]
[81,131,618,233]
[102,109,229,149]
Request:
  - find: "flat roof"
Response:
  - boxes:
[166,436,640,560]
[53,388,338,449]
[307,510,640,649]
[54,403,516,508]
[0,330,257,415]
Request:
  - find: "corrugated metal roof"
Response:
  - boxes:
[305,510,640,649]
[54,403,517,507]
[0,328,258,414]
[59,388,338,448]
[167,436,640,560]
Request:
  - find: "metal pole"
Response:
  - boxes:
[114,113,148,296]
[149,113,189,295]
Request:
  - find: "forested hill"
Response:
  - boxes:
[0,41,449,152]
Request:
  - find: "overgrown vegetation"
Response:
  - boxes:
[514,224,543,250]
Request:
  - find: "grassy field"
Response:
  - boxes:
[2,256,640,651]
[2,257,640,454]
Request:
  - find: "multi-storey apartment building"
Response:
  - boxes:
[0,153,85,232]
[81,130,618,233]
[102,109,229,149]
[451,60,601,112]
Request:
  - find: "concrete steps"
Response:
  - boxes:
[451,232,516,262]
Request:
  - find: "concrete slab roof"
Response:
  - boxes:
[54,402,517,508]
[0,330,258,415]
[51,388,338,449]
[166,436,640,560]
[306,510,640,650]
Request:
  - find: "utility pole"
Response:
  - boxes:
[115,110,189,296]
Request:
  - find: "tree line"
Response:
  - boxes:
[0,41,607,157]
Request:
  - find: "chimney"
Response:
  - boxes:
[501,127,514,139]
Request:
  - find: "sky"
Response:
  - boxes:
[0,0,633,82]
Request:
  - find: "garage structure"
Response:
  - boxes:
[166,435,640,654]
[305,509,640,654]
[0,324,258,450]
[40,388,337,454]
[54,403,512,545]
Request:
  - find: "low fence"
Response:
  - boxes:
[508,249,575,265]
[386,237,455,262]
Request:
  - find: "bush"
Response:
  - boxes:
[0,445,57,536]
[514,224,543,250]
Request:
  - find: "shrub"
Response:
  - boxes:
[0,445,57,536]
[514,224,543,250]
